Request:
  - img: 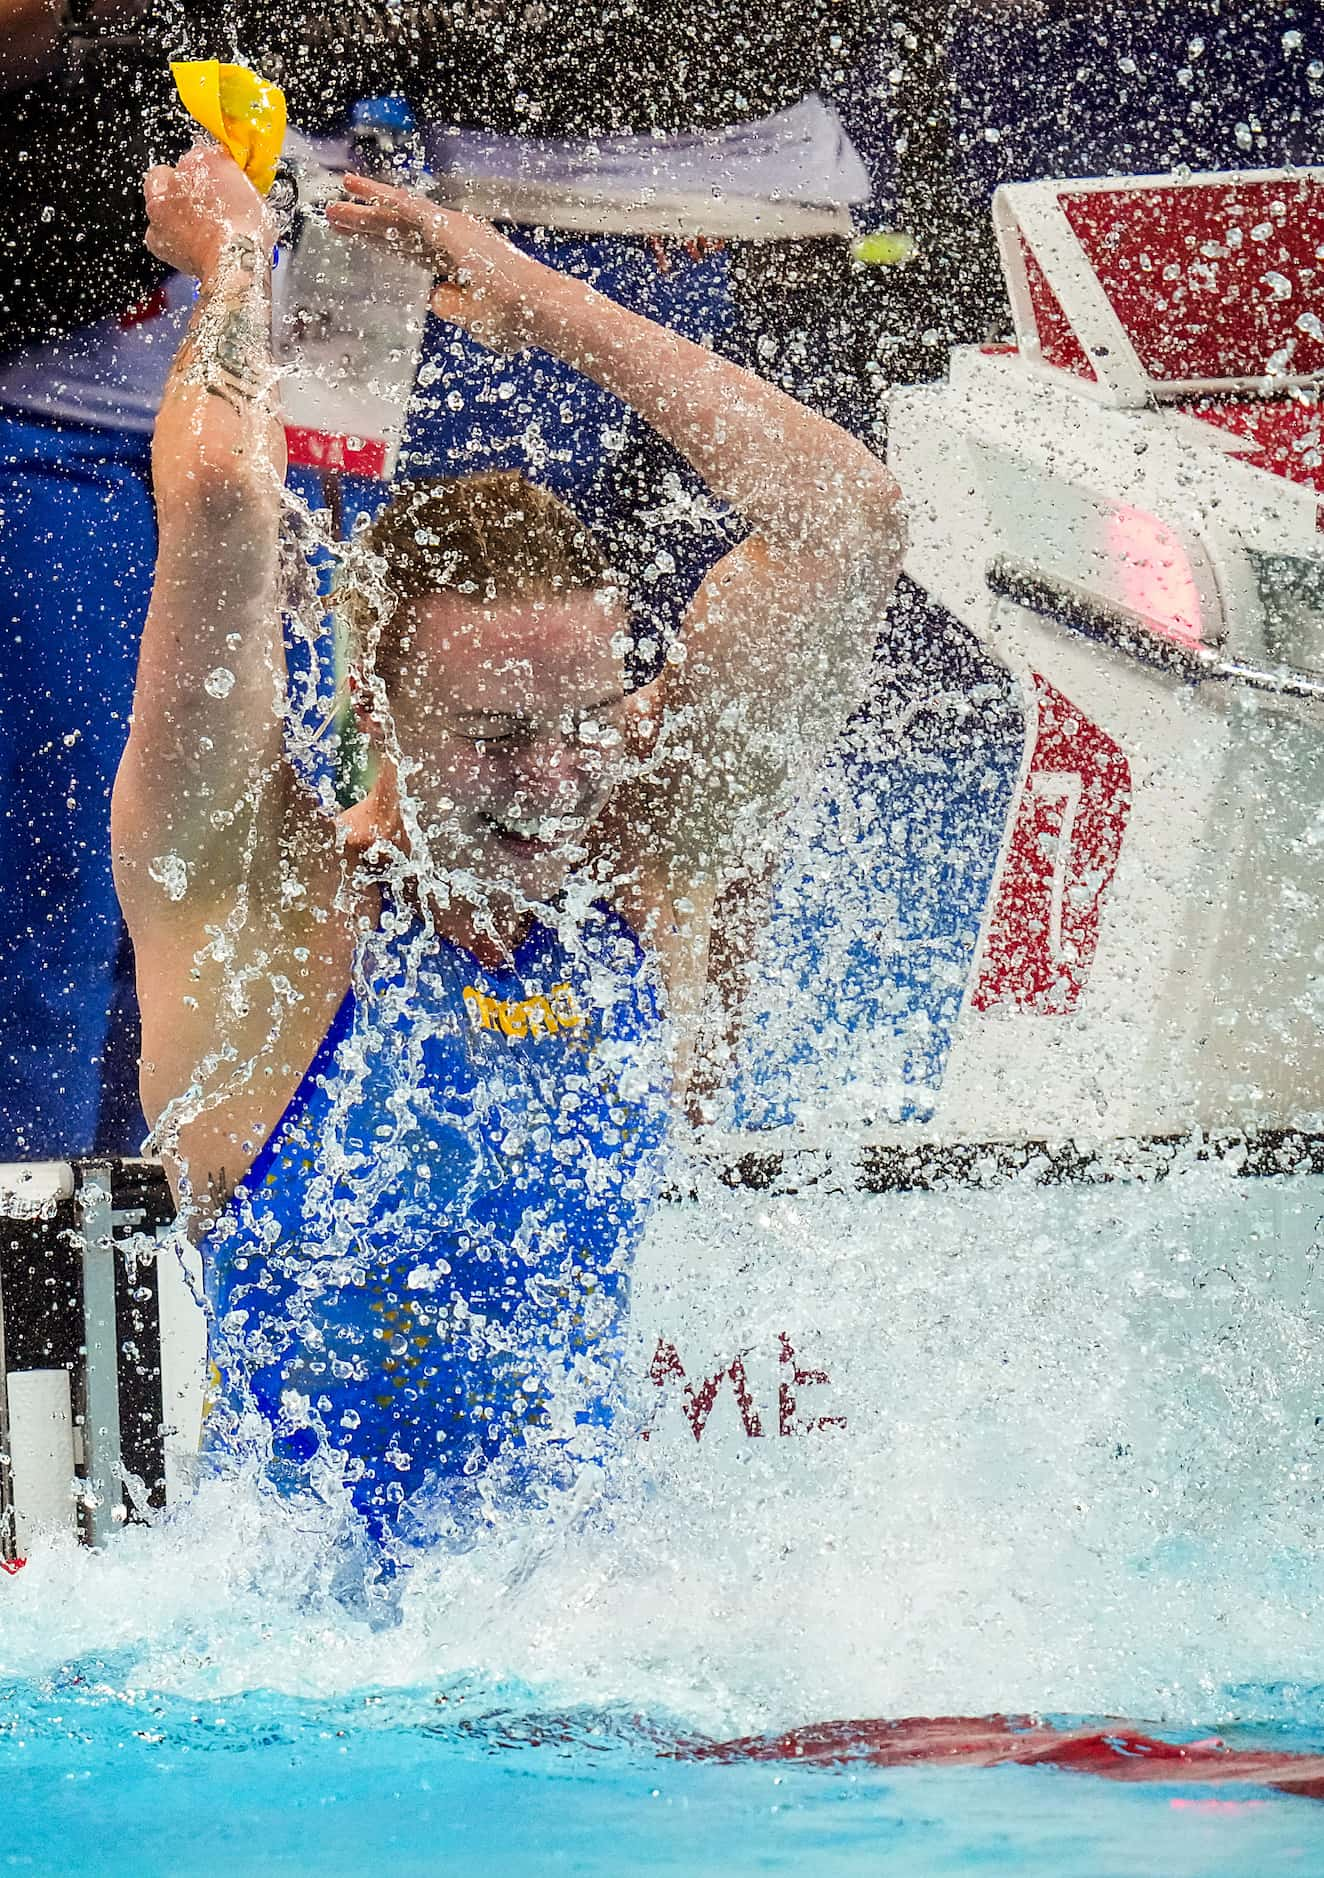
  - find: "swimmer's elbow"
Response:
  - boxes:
[793,468,907,612]
[796,483,906,627]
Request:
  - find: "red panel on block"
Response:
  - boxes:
[1061,178,1324,385]
[1181,395,1324,495]
[1017,233,1097,380]
[284,425,388,479]
[972,677,1131,1015]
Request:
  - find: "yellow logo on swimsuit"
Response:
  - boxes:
[462,980,587,1042]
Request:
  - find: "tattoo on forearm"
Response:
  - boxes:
[171,236,273,418]
[187,304,268,414]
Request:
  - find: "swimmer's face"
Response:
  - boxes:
[379,586,650,899]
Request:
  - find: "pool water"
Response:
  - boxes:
[4,1462,1324,1877]
[6,1164,1324,1874]
[6,1671,1324,1876]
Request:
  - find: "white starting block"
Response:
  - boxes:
[628,168,1324,1519]
[888,166,1324,1144]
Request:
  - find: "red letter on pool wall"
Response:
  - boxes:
[778,1334,847,1435]
[646,1339,764,1442]
[972,676,1131,1014]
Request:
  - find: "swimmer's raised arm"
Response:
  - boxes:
[327,181,905,881]
[329,177,897,566]
[113,145,314,931]
[113,145,354,1161]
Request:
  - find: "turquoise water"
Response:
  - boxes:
[6,1675,1324,1875]
[4,1467,1324,1877]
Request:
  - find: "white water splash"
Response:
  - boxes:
[5,1161,1323,1742]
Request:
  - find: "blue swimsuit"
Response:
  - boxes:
[201,898,671,1545]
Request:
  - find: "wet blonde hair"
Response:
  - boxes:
[352,470,611,689]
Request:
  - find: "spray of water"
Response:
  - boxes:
[6,1147,1324,1741]
[9,355,1324,1761]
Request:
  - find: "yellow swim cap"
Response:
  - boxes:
[170,60,287,196]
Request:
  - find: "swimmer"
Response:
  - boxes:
[113,142,904,1545]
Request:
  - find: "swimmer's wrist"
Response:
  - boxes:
[172,231,276,416]
[198,230,272,294]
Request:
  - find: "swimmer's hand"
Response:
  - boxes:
[326,176,542,353]
[143,143,275,283]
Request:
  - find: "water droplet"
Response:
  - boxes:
[148,853,189,902]
[204,667,236,699]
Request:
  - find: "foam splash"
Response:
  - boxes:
[5,1163,1324,1743]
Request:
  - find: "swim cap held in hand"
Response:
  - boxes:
[170,61,287,196]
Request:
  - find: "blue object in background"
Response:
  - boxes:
[0,423,389,1163]
[732,581,1024,1130]
[0,410,157,1159]
[400,229,735,498]
[952,2,1324,196]
[827,5,1324,224]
